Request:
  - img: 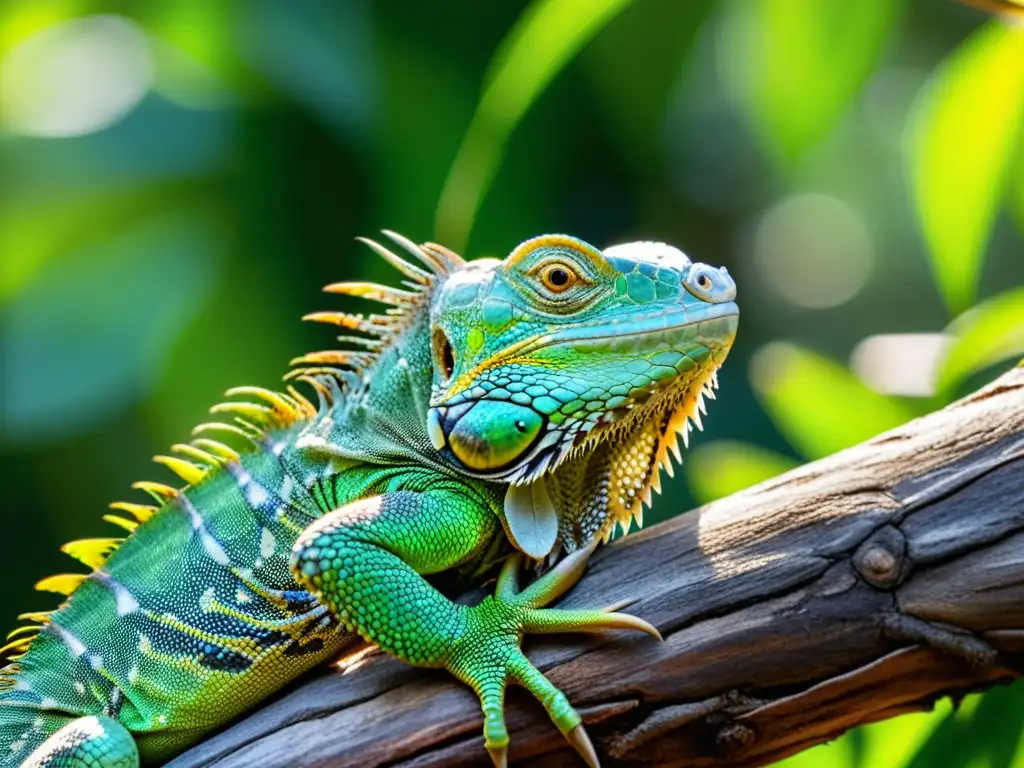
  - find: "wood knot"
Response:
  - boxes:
[853,526,906,589]
[715,723,756,755]
[857,545,898,584]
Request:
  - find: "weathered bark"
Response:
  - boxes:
[171,365,1024,768]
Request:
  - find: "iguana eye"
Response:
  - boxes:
[538,263,578,293]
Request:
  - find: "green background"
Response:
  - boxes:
[1,1,1023,765]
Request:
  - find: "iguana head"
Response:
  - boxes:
[426,234,738,557]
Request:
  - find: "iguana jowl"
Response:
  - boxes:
[0,232,738,767]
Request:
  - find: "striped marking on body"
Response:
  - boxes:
[178,493,232,567]
[226,461,310,536]
[92,571,140,617]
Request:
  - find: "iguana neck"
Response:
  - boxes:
[306,303,450,472]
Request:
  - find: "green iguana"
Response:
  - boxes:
[0,232,738,767]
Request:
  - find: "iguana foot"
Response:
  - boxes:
[447,548,661,768]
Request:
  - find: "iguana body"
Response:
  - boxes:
[0,232,738,767]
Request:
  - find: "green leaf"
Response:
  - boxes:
[434,0,635,250]
[773,737,856,768]
[684,440,799,504]
[901,686,1024,768]
[907,21,1024,316]
[857,701,963,768]
[972,683,1024,768]
[900,711,976,768]
[776,697,974,768]
[717,0,900,169]
[935,286,1024,396]
[750,342,916,460]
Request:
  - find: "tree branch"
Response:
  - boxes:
[171,365,1024,768]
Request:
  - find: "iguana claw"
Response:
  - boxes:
[485,725,599,768]
[567,724,600,768]
[487,744,508,768]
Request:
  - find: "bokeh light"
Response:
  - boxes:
[0,15,152,137]
[851,333,949,397]
[751,192,874,309]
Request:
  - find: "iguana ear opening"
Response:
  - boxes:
[432,327,456,382]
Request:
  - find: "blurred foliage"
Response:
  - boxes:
[936,286,1024,395]
[0,0,1022,766]
[436,0,635,249]
[907,19,1024,314]
[684,440,798,502]
[750,342,919,458]
[717,0,902,170]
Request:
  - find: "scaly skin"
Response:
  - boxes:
[0,232,737,767]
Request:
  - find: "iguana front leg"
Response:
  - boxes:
[290,486,657,767]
